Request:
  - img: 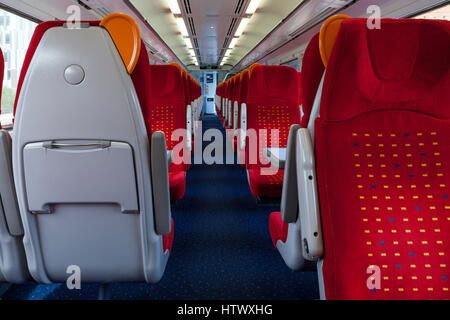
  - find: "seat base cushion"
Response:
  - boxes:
[247,169,284,198]
[269,212,288,248]
[169,171,186,201]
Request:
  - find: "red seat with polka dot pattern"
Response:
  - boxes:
[148,65,189,201]
[245,65,300,198]
[316,18,450,299]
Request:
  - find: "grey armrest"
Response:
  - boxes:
[0,130,24,236]
[281,125,301,224]
[296,128,323,261]
[150,132,172,236]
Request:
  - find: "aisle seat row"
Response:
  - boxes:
[268,15,450,300]
[0,13,205,286]
[216,64,303,198]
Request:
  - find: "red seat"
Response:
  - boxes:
[147,65,189,201]
[316,18,450,299]
[224,79,230,127]
[237,70,250,166]
[229,74,242,151]
[269,211,288,247]
[269,33,325,248]
[300,33,325,128]
[248,169,285,198]
[216,84,223,120]
[297,72,303,123]
[226,76,236,129]
[245,65,300,198]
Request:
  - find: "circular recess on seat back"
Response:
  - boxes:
[64,65,85,85]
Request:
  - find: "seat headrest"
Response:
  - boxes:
[321,18,450,121]
[233,75,241,100]
[150,65,184,98]
[248,65,298,103]
[240,70,250,102]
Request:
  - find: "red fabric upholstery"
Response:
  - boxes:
[226,77,235,129]
[316,19,450,300]
[247,169,285,198]
[300,33,324,128]
[238,71,250,167]
[231,75,241,130]
[321,19,450,122]
[149,67,188,159]
[297,72,302,106]
[246,65,300,169]
[13,21,101,118]
[163,219,175,253]
[169,171,186,201]
[131,40,152,125]
[269,211,288,247]
[245,65,300,197]
[147,65,188,200]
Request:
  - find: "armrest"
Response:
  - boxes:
[228,100,232,127]
[281,125,301,224]
[233,101,239,131]
[191,103,195,134]
[222,98,227,118]
[150,131,172,236]
[240,103,247,151]
[186,105,192,152]
[0,130,23,236]
[296,128,323,261]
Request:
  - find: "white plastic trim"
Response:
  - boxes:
[307,73,325,143]
[186,105,192,152]
[240,103,247,151]
[223,98,227,118]
[233,101,239,131]
[296,128,323,261]
[192,103,195,134]
[228,100,232,127]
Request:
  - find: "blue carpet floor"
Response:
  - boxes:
[2,115,319,300]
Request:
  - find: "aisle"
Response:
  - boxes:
[3,115,318,300]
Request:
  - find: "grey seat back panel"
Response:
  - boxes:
[13,26,168,283]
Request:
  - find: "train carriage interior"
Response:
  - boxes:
[0,0,449,304]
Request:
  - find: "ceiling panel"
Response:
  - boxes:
[130,0,196,66]
[130,0,304,69]
[187,0,237,66]
[221,0,304,68]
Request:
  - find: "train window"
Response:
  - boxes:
[281,59,300,71]
[0,9,36,128]
[413,3,450,20]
